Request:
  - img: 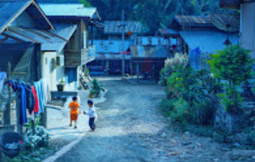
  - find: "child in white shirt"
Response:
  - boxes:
[83,100,97,131]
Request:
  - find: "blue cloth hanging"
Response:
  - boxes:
[0,72,7,92]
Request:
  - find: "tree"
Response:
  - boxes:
[80,0,91,7]
[86,0,230,34]
[208,45,253,112]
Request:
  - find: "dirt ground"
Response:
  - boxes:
[55,77,253,162]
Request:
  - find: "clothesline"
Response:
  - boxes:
[7,79,51,125]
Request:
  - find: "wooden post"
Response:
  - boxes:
[136,63,139,83]
[40,108,47,128]
[91,24,94,46]
[130,60,133,76]
[106,60,109,75]
[4,63,11,125]
[152,64,155,80]
[16,94,22,136]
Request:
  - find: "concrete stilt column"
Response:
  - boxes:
[106,60,109,75]
[130,60,133,76]
[136,63,139,83]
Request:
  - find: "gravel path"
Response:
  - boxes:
[55,77,244,162]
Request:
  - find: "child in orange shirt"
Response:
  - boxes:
[69,96,80,129]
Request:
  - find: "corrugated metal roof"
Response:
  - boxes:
[39,3,97,18]
[211,14,240,32]
[0,0,32,33]
[131,46,171,58]
[0,0,54,33]
[175,15,212,26]
[51,23,77,40]
[180,30,239,54]
[170,14,240,32]
[104,21,143,34]
[3,26,67,52]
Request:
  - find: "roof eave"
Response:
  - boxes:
[0,0,33,34]
[47,15,91,21]
[91,10,101,21]
[32,1,55,31]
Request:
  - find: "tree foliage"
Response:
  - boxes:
[208,45,253,113]
[84,0,232,33]
[208,45,252,85]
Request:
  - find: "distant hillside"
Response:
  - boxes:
[84,0,236,34]
[36,0,237,34]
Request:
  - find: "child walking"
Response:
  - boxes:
[69,96,80,129]
[83,100,97,131]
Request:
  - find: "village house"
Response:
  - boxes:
[0,0,101,93]
[90,21,173,79]
[89,21,143,75]
[38,1,101,91]
[0,0,101,125]
[162,14,240,70]
[129,36,174,80]
[220,0,255,58]
[0,0,57,132]
[129,26,182,80]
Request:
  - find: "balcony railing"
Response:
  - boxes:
[88,45,96,58]
[81,45,96,65]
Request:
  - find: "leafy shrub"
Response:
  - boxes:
[160,98,175,116]
[84,68,90,76]
[162,62,219,126]
[24,126,50,151]
[89,79,101,98]
[159,53,188,86]
[169,98,189,125]
[208,45,253,113]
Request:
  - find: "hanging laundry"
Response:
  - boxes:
[42,79,51,105]
[0,72,7,92]
[34,80,45,113]
[25,84,35,114]
[20,84,27,124]
[10,80,27,125]
[31,85,39,114]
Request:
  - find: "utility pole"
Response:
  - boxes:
[121,10,125,77]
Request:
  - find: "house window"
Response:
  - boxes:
[50,58,55,72]
[65,68,77,83]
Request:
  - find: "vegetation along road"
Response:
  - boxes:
[56,77,247,162]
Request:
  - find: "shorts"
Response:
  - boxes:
[70,114,78,121]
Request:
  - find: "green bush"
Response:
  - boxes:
[162,60,219,126]
[85,68,90,76]
[89,79,101,98]
[24,126,49,151]
[159,53,188,86]
[160,98,175,116]
[169,98,189,125]
[208,45,253,113]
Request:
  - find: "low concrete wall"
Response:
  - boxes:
[51,91,78,100]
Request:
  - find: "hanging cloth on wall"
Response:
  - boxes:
[25,84,35,114]
[34,80,45,113]
[10,80,28,125]
[31,85,39,114]
[42,79,51,105]
[0,72,7,92]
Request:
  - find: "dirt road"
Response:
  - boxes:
[56,77,242,162]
